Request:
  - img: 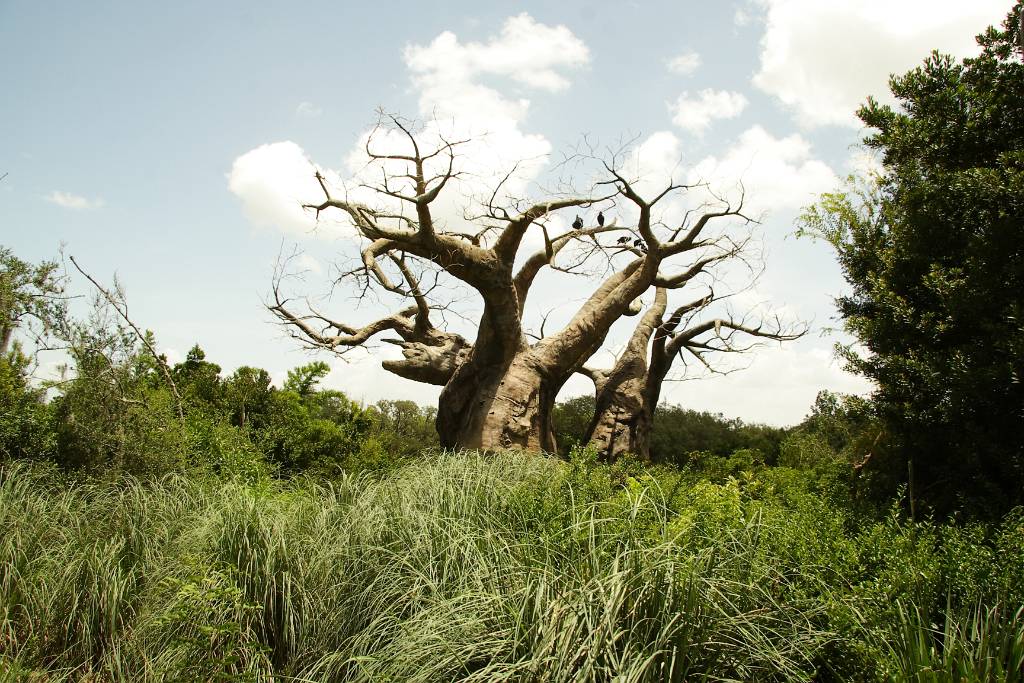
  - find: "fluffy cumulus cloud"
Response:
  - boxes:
[688,125,837,213]
[227,141,348,237]
[610,124,835,223]
[629,131,685,193]
[752,0,1009,127]
[666,49,701,75]
[46,191,103,210]
[230,14,590,238]
[669,89,748,134]
[403,12,589,110]
[395,12,590,229]
[567,122,835,238]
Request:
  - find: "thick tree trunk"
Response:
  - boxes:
[437,350,562,451]
[586,374,656,461]
[435,286,561,450]
[438,258,656,451]
[583,289,668,461]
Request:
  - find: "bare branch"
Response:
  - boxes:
[68,256,184,422]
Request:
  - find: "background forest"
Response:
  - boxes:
[2,4,1023,682]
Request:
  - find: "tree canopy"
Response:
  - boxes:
[271,115,801,458]
[800,3,1024,515]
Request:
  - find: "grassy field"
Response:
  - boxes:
[1,451,1022,682]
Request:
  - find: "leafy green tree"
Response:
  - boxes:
[800,5,1024,515]
[778,391,878,469]
[796,391,875,456]
[649,405,785,466]
[553,394,786,463]
[364,399,439,460]
[0,247,66,356]
[253,362,373,474]
[551,395,597,455]
[0,349,53,460]
[224,366,273,429]
[283,361,330,397]
[49,297,186,473]
[173,345,225,411]
[0,247,65,460]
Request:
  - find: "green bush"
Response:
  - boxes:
[2,454,1021,681]
[0,350,53,462]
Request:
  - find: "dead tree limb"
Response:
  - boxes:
[69,255,184,422]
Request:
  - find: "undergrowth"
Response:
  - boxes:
[1,450,1021,681]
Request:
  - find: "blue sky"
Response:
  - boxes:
[0,1,1010,425]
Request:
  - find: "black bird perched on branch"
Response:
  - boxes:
[597,211,605,226]
[572,215,583,230]
[633,239,648,253]
[616,235,630,244]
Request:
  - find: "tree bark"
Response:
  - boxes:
[583,288,667,461]
[582,286,803,461]
[381,330,471,385]
[437,350,563,450]
[437,248,661,451]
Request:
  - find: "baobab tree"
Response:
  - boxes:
[269,113,779,452]
[579,287,804,461]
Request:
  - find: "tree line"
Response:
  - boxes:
[0,248,813,478]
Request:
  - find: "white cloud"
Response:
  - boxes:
[46,191,103,210]
[403,12,589,100]
[230,14,590,239]
[632,131,685,189]
[227,141,350,237]
[401,14,588,126]
[752,0,1008,128]
[563,124,835,229]
[669,89,748,134]
[666,50,701,75]
[295,101,322,117]
[689,125,837,213]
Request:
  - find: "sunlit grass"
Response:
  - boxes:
[1,454,1021,681]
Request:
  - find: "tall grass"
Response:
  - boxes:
[872,600,1024,682]
[0,454,1021,681]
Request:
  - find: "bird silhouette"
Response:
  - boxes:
[572,215,584,230]
[597,211,605,227]
[616,236,630,244]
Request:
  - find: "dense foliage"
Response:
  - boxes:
[1,454,1021,681]
[0,292,437,478]
[800,5,1024,516]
